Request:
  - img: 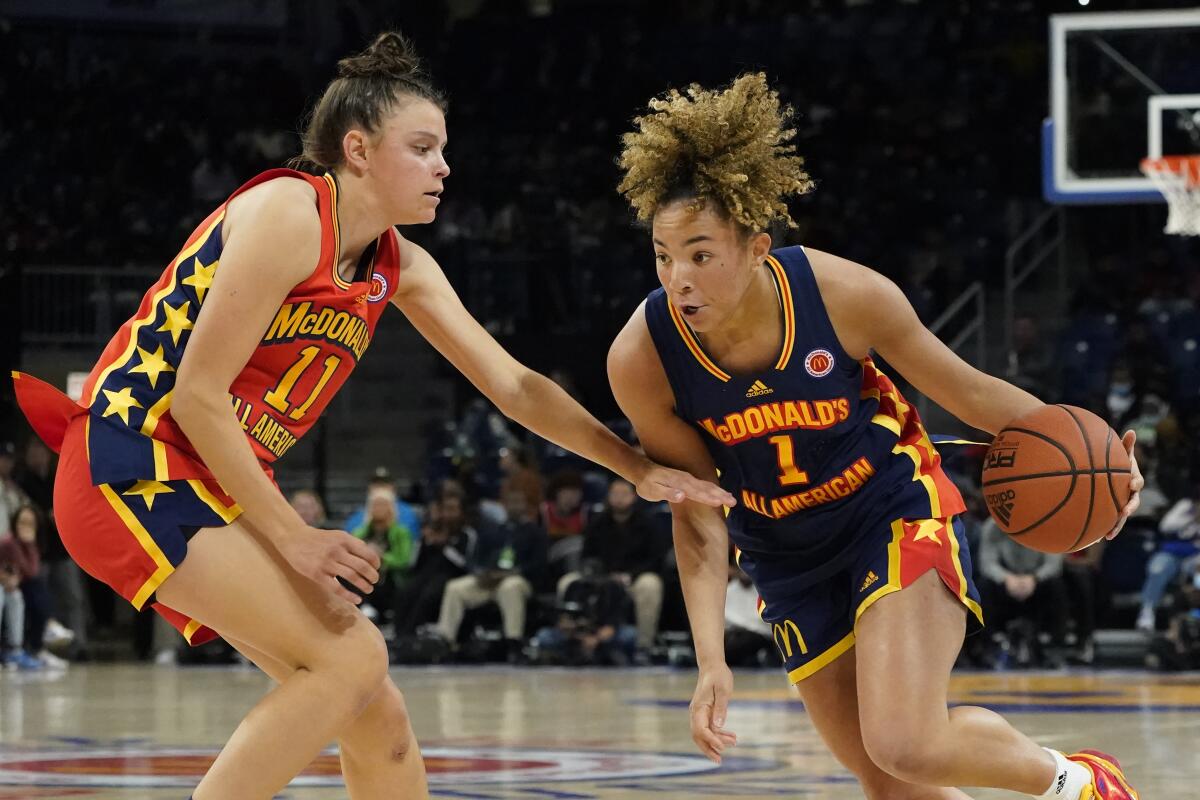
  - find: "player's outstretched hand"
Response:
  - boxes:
[690,664,738,764]
[279,526,382,605]
[1106,430,1144,541]
[634,460,736,508]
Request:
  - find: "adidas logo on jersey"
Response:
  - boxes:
[746,380,773,398]
[859,570,879,592]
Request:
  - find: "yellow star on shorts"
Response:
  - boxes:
[122,480,174,511]
[101,387,144,425]
[157,300,194,346]
[127,343,175,389]
[912,519,944,545]
[181,257,217,304]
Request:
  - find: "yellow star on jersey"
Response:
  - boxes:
[156,300,194,346]
[123,480,174,511]
[101,387,144,425]
[181,257,217,304]
[912,518,944,545]
[127,343,175,389]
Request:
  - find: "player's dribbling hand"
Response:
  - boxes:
[1106,430,1144,541]
[279,526,382,605]
[634,461,737,508]
[690,664,738,764]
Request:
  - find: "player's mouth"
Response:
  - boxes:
[681,304,704,317]
[423,190,442,202]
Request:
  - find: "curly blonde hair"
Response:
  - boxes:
[617,73,814,231]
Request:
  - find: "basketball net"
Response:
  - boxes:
[1140,155,1200,236]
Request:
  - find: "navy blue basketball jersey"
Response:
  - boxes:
[645,246,966,596]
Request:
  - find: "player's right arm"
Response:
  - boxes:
[171,178,380,605]
[608,304,738,764]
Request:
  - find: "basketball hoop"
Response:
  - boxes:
[1140,155,1200,236]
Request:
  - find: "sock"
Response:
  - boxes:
[1037,748,1092,799]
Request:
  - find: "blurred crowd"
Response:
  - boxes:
[6,0,1200,671]
[8,363,1200,674]
[2,1,1056,335]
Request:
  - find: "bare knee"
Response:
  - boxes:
[861,723,950,786]
[343,679,414,762]
[310,621,390,707]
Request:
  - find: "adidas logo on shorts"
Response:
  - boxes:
[859,570,879,592]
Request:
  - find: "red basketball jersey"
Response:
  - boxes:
[67,168,399,485]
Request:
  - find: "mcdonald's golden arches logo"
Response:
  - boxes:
[772,619,808,659]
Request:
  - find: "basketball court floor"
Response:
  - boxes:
[1,664,1196,798]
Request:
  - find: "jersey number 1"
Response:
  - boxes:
[263,345,341,421]
[768,435,810,486]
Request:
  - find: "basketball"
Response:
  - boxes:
[982,405,1132,554]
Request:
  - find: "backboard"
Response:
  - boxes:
[1044,9,1200,205]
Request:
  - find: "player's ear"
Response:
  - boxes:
[341,128,370,174]
[749,231,772,261]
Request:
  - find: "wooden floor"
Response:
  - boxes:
[2,665,1197,798]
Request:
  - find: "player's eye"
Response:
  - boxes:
[655,253,670,265]
[694,252,712,264]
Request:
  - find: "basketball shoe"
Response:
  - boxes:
[1068,750,1140,800]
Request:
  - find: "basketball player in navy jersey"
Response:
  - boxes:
[608,74,1144,800]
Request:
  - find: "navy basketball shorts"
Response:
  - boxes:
[746,516,984,684]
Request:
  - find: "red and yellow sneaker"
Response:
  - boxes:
[1068,750,1140,800]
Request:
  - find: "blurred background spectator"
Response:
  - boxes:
[533,559,638,667]
[977,516,1070,669]
[559,478,667,655]
[434,486,548,661]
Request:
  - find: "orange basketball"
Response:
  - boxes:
[981,405,1131,553]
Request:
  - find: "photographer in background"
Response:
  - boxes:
[1145,557,1200,671]
[533,559,637,666]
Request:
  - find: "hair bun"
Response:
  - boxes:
[337,31,423,80]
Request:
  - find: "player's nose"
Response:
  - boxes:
[668,264,694,295]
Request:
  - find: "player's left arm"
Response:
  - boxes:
[808,247,1142,534]
[388,235,735,509]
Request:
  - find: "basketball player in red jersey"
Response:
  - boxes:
[608,74,1145,800]
[11,33,733,800]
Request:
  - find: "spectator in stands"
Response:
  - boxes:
[1145,556,1200,671]
[0,441,25,528]
[978,517,1069,668]
[540,470,589,578]
[0,508,40,670]
[1006,315,1055,399]
[10,504,66,668]
[352,484,415,622]
[1136,483,1200,631]
[392,494,476,637]
[533,559,637,666]
[560,478,666,653]
[724,560,777,668]
[434,487,548,660]
[288,489,332,530]
[498,445,543,517]
[1062,541,1106,665]
[16,437,87,660]
[344,468,421,544]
